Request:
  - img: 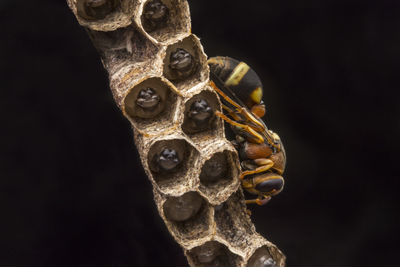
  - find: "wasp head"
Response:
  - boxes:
[169,48,197,80]
[143,0,169,32]
[136,87,161,109]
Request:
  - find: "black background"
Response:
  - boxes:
[1,0,399,266]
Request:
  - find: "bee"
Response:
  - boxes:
[208,56,286,205]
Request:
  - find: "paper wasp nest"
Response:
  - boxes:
[67,0,285,266]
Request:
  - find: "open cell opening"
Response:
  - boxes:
[247,247,277,267]
[77,0,122,21]
[182,90,220,136]
[148,139,199,191]
[198,150,239,204]
[123,77,177,129]
[200,151,232,186]
[88,26,159,73]
[187,241,241,267]
[140,0,190,43]
[162,192,211,243]
[163,35,208,91]
[74,0,136,31]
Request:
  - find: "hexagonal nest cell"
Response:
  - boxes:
[73,0,136,31]
[163,35,208,91]
[140,0,190,43]
[247,246,278,267]
[214,190,255,252]
[182,90,222,140]
[123,77,178,130]
[88,26,159,73]
[147,139,199,192]
[187,241,242,267]
[198,150,240,204]
[162,192,212,244]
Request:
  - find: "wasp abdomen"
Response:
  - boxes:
[208,56,263,108]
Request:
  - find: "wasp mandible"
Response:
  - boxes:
[208,57,286,205]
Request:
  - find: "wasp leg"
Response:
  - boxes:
[245,196,271,206]
[210,81,281,151]
[239,159,274,179]
[215,111,265,144]
[210,81,281,150]
[210,81,267,132]
[221,104,243,122]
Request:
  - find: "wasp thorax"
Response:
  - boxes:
[77,0,119,20]
[136,87,160,109]
[154,148,181,172]
[191,241,222,263]
[247,247,277,267]
[168,48,197,80]
[163,192,203,222]
[142,0,169,32]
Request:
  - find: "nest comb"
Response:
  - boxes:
[66,0,286,266]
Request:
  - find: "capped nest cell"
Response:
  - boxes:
[69,0,137,31]
[139,0,191,44]
[163,35,208,92]
[123,76,180,132]
[161,191,213,245]
[147,138,200,194]
[187,241,242,267]
[198,150,240,205]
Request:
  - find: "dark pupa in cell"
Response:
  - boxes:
[136,87,161,109]
[163,192,203,222]
[77,0,119,20]
[200,153,228,185]
[191,241,223,263]
[168,48,197,80]
[247,247,277,267]
[152,148,181,173]
[142,0,169,32]
[187,99,214,132]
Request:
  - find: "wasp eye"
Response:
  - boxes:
[247,247,277,267]
[163,192,203,222]
[168,48,197,80]
[255,178,284,195]
[143,0,169,32]
[77,0,119,20]
[188,99,213,124]
[136,87,161,109]
[156,148,181,172]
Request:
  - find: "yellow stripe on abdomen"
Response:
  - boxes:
[224,62,250,87]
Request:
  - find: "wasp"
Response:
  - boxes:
[208,56,286,206]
